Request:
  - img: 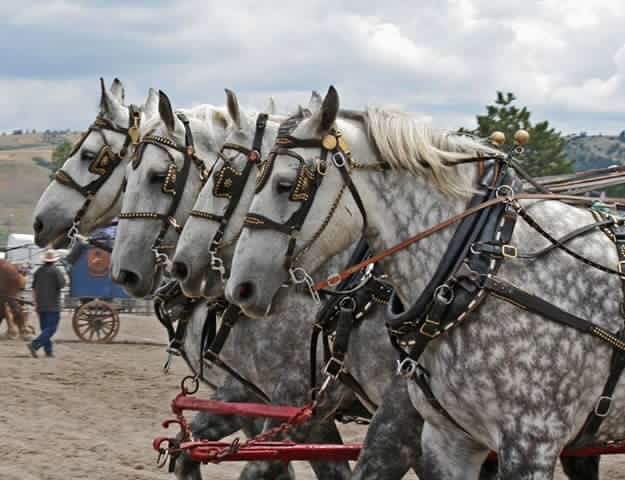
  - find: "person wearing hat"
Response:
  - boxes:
[28,249,66,358]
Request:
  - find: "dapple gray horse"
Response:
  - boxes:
[172,91,431,479]
[30,82,295,480]
[110,89,358,479]
[226,87,607,479]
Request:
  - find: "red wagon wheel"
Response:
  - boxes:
[72,299,120,343]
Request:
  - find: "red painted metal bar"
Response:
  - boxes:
[171,394,306,420]
[157,395,625,463]
[181,441,362,463]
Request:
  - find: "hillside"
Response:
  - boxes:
[0,130,624,246]
[565,133,625,171]
[0,132,79,244]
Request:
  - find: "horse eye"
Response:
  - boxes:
[81,150,96,162]
[149,172,167,184]
[276,181,293,195]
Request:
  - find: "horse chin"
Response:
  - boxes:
[201,272,224,300]
[238,301,272,319]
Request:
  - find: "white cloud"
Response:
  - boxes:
[2,0,625,134]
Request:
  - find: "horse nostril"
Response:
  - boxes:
[33,218,44,234]
[117,269,140,288]
[171,261,189,281]
[236,282,255,302]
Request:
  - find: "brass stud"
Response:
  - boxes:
[514,129,530,145]
[489,131,506,146]
[322,134,338,150]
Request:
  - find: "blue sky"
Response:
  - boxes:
[2,0,625,134]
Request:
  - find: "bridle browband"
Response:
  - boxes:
[188,113,268,281]
[54,105,142,238]
[118,112,210,264]
[242,115,370,281]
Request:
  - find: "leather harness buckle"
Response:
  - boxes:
[419,319,441,338]
[323,357,344,379]
[502,244,518,258]
[595,396,614,417]
[618,261,625,273]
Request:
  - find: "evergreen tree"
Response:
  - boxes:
[32,140,73,178]
[473,92,573,176]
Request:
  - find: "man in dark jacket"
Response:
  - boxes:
[28,249,66,358]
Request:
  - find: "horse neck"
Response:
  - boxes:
[347,125,479,304]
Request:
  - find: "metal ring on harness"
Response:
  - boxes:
[333,152,347,168]
[339,296,356,312]
[496,184,515,198]
[433,284,454,305]
[181,375,199,395]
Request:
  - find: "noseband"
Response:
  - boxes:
[118,112,209,264]
[187,113,268,281]
[54,105,142,237]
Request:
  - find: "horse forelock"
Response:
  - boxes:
[364,106,500,197]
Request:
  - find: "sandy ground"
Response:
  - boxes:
[1,313,624,479]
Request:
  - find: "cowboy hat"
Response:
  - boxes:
[41,249,60,263]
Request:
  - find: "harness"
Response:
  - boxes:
[118,112,210,264]
[188,114,268,282]
[249,112,625,446]
[55,105,142,242]
[311,238,394,417]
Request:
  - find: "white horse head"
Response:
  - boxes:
[226,86,496,317]
[171,89,284,298]
[111,90,231,297]
[32,78,158,247]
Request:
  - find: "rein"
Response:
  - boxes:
[314,192,625,292]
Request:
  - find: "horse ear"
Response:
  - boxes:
[225,89,241,128]
[99,77,125,120]
[143,88,158,119]
[308,91,322,113]
[265,96,276,115]
[313,86,339,133]
[158,90,177,132]
[225,89,251,131]
[110,78,125,104]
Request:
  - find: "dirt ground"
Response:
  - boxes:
[1,313,624,479]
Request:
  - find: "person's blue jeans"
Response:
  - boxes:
[32,311,60,355]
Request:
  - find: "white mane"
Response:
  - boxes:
[365,106,501,197]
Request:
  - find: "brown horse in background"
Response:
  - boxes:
[0,259,33,339]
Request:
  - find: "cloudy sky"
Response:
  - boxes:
[2,0,625,134]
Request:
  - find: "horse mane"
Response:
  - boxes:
[364,106,500,197]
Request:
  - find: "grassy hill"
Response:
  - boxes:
[0,132,79,245]
[0,129,623,246]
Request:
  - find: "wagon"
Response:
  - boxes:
[62,226,152,343]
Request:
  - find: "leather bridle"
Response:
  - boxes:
[54,105,142,239]
[118,112,210,264]
[242,115,369,287]
[187,113,268,282]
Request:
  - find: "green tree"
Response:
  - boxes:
[473,92,573,176]
[51,140,73,170]
[33,140,73,176]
